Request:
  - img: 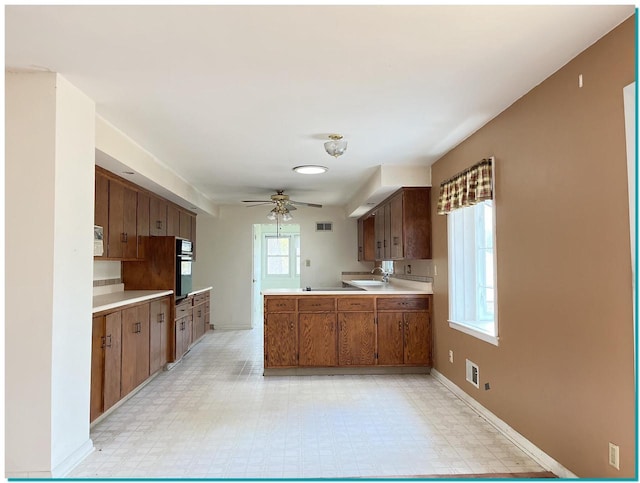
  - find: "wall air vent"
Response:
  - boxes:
[466,359,480,388]
[316,222,333,232]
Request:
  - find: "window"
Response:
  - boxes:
[265,234,300,277]
[448,199,498,345]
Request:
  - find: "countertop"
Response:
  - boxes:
[189,286,213,296]
[93,290,174,313]
[263,279,432,296]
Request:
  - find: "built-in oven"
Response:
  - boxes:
[175,238,193,299]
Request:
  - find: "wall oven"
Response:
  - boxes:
[175,238,193,298]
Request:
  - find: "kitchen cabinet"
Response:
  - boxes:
[179,211,193,240]
[263,294,431,372]
[357,216,375,262]
[121,303,150,397]
[149,196,168,236]
[377,296,431,366]
[265,313,298,367]
[149,296,171,375]
[137,191,150,260]
[94,170,109,259]
[192,293,206,342]
[361,187,432,261]
[338,312,375,366]
[90,311,122,422]
[175,314,192,361]
[299,313,337,366]
[107,180,138,259]
[167,205,180,237]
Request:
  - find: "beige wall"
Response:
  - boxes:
[430,17,635,478]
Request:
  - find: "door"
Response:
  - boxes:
[149,297,170,374]
[377,312,404,365]
[103,311,122,412]
[404,312,430,365]
[265,313,297,367]
[121,304,149,397]
[299,313,337,366]
[90,316,105,422]
[338,312,375,365]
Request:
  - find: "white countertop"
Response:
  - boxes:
[263,279,432,296]
[189,286,212,296]
[93,290,174,313]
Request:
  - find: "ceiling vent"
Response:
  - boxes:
[316,222,333,232]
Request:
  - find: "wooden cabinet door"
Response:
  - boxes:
[121,304,149,397]
[390,193,404,259]
[377,312,404,365]
[149,297,170,374]
[175,318,186,361]
[357,218,364,261]
[193,303,204,342]
[403,312,430,365]
[90,316,105,422]
[338,312,375,366]
[191,215,197,260]
[402,187,431,260]
[363,216,375,261]
[107,181,124,258]
[123,186,138,259]
[94,171,109,259]
[149,197,167,236]
[166,205,180,236]
[383,203,391,259]
[103,311,122,412]
[265,313,298,367]
[299,313,337,366]
[179,211,192,240]
[374,207,385,260]
[136,191,150,259]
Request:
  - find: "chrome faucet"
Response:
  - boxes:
[371,266,390,283]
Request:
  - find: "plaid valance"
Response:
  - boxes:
[437,158,493,215]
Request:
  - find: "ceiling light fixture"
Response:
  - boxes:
[293,165,328,175]
[324,134,347,158]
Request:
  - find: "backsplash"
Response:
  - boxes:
[94,260,121,282]
[93,277,122,287]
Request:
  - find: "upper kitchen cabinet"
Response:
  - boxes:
[94,166,198,261]
[358,187,431,261]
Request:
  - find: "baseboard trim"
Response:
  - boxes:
[431,369,577,479]
[52,438,95,477]
[264,366,431,376]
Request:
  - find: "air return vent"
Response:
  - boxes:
[466,359,479,388]
[316,222,333,232]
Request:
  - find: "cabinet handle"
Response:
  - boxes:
[398,321,402,331]
[121,232,128,243]
[198,310,202,317]
[106,334,112,347]
[289,321,294,331]
[158,313,164,323]
[377,241,381,248]
[101,336,106,349]
[393,237,399,246]
[156,220,163,230]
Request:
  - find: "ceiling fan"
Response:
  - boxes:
[242,190,322,209]
[243,190,322,221]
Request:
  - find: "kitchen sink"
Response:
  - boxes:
[349,280,386,286]
[304,287,365,291]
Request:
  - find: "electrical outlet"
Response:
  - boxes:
[609,443,620,470]
[448,350,454,363]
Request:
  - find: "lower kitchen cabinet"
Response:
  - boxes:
[299,313,337,366]
[91,311,122,422]
[265,313,298,367]
[377,311,430,365]
[121,303,150,397]
[338,312,376,366]
[149,296,171,375]
[175,314,192,361]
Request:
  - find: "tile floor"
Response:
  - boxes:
[70,327,544,478]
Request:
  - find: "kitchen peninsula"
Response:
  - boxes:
[263,279,433,375]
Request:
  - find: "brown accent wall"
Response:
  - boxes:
[431,17,635,478]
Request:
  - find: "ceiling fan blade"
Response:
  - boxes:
[289,200,323,208]
[285,205,297,211]
[244,202,273,207]
[242,200,272,203]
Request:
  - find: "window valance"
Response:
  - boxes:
[437,157,493,215]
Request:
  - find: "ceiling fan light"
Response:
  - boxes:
[324,134,347,158]
[293,165,328,175]
[267,209,277,221]
[282,212,293,222]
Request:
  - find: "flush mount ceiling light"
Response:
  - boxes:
[324,134,348,158]
[292,165,328,175]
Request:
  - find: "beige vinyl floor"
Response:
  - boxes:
[69,327,544,478]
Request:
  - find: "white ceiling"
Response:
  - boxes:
[5,4,634,209]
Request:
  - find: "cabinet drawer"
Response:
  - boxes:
[376,297,430,311]
[176,298,193,318]
[194,293,207,305]
[298,297,335,312]
[337,297,374,311]
[266,298,296,312]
